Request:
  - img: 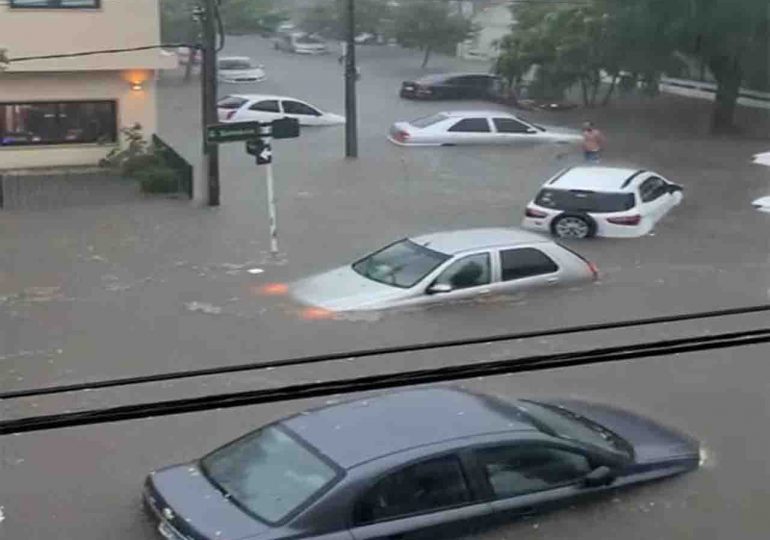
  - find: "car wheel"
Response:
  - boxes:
[551,213,596,239]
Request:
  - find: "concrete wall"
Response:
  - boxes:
[0,71,158,169]
[0,0,175,72]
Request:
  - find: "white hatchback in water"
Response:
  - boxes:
[217,56,266,83]
[291,228,597,312]
[388,111,582,147]
[217,94,345,126]
[522,166,684,239]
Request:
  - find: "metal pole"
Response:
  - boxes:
[260,126,279,255]
[202,0,220,206]
[344,0,358,158]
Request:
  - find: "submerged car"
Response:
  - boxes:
[400,73,504,100]
[274,32,328,54]
[217,56,266,84]
[388,111,582,146]
[290,228,597,312]
[217,94,345,126]
[522,166,684,239]
[144,387,700,540]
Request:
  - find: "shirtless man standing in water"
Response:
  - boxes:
[582,121,606,162]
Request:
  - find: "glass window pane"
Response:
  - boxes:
[493,118,531,133]
[476,446,591,498]
[282,101,321,116]
[449,118,490,133]
[535,189,637,213]
[0,101,115,146]
[500,248,558,281]
[433,253,491,290]
[352,240,450,289]
[250,100,280,113]
[355,456,470,524]
[201,426,337,523]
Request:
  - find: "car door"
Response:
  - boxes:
[444,117,495,145]
[637,176,674,226]
[349,455,492,540]
[492,247,561,294]
[236,99,282,123]
[491,117,539,145]
[281,99,325,125]
[470,443,603,522]
[418,252,493,306]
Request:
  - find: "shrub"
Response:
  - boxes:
[135,165,181,194]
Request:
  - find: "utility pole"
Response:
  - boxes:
[344,0,358,158]
[201,0,220,206]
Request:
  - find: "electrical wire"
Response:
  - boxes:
[2,326,769,435]
[7,44,193,63]
[2,303,769,401]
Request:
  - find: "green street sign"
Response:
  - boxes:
[206,122,263,143]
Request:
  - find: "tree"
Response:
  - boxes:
[682,0,769,133]
[300,0,392,39]
[394,0,474,68]
[218,0,283,35]
[160,0,200,80]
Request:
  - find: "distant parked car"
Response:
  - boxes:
[217,56,266,84]
[522,166,684,239]
[291,228,597,312]
[274,32,328,54]
[388,111,582,147]
[144,386,700,540]
[400,73,504,100]
[217,94,345,126]
[355,32,383,45]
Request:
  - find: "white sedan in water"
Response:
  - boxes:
[217,56,266,83]
[388,111,583,146]
[217,94,345,126]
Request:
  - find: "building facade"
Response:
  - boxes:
[0,0,176,170]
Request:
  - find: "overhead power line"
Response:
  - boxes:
[2,326,769,436]
[2,303,769,401]
[7,44,193,64]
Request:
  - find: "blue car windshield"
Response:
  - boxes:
[352,239,450,289]
[518,401,633,458]
[201,426,337,523]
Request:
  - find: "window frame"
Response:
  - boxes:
[429,252,492,292]
[352,453,476,526]
[9,0,101,9]
[0,100,118,147]
[448,118,491,133]
[493,117,534,134]
[281,100,322,117]
[470,441,596,501]
[638,176,669,203]
[249,100,281,113]
[499,247,559,282]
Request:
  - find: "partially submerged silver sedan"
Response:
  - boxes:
[388,111,582,147]
[291,228,598,311]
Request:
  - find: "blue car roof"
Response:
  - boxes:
[281,387,538,468]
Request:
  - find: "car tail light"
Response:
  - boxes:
[225,110,237,120]
[393,130,410,143]
[525,207,548,218]
[607,215,641,226]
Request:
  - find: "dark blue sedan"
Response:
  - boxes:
[144,388,700,540]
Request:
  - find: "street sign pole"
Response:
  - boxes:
[259,125,279,255]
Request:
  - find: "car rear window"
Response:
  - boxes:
[535,188,636,213]
[201,426,338,524]
[409,113,449,128]
[217,96,247,109]
[219,60,253,70]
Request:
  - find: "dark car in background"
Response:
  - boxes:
[400,73,504,100]
[144,387,700,540]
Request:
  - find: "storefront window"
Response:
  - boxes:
[0,101,117,146]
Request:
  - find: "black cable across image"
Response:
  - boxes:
[2,303,769,401]
[2,326,769,436]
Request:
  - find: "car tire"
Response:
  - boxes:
[551,213,596,239]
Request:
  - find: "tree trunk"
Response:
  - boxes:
[580,77,589,107]
[421,46,432,69]
[589,72,600,107]
[602,73,619,106]
[709,56,743,134]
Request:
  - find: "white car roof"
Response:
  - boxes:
[228,94,299,102]
[410,228,550,255]
[548,166,648,192]
[440,110,519,119]
[219,56,251,62]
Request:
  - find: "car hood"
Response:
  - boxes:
[544,399,699,464]
[146,463,269,540]
[291,265,407,311]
